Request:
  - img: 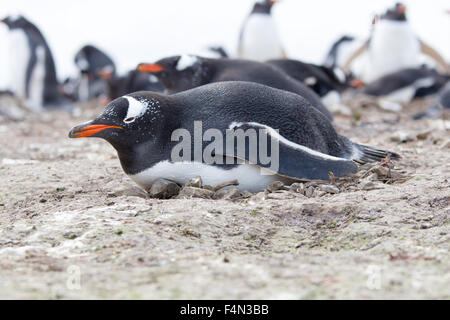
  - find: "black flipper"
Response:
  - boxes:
[217,122,358,181]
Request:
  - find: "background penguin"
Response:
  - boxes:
[413,82,450,120]
[137,55,333,120]
[267,58,353,107]
[99,69,164,100]
[69,81,399,192]
[343,3,449,83]
[0,15,71,112]
[238,0,286,61]
[74,44,116,102]
[361,66,450,103]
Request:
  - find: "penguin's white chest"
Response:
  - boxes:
[364,21,421,82]
[8,29,30,98]
[129,161,283,193]
[239,14,284,61]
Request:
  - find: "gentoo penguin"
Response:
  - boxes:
[74,44,116,102]
[100,70,164,100]
[137,55,333,120]
[267,59,352,106]
[324,35,358,69]
[413,83,450,120]
[0,15,71,112]
[69,81,399,192]
[343,3,449,83]
[362,67,450,103]
[238,0,286,61]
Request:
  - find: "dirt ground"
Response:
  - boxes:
[0,97,449,300]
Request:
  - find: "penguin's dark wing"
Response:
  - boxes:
[216,122,358,181]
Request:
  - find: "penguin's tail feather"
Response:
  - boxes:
[352,143,400,164]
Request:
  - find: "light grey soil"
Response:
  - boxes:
[0,98,449,299]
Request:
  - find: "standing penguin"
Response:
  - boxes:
[0,15,70,112]
[343,3,448,83]
[138,55,333,120]
[74,44,116,102]
[238,0,286,61]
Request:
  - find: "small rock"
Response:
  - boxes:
[185,176,203,188]
[390,131,415,143]
[289,183,305,194]
[420,223,433,230]
[148,179,181,199]
[359,180,384,191]
[417,131,432,140]
[266,181,285,193]
[267,191,295,200]
[305,186,315,198]
[213,188,242,200]
[319,185,340,194]
[177,187,214,199]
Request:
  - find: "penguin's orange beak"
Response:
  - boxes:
[137,63,164,73]
[69,123,122,138]
[98,70,113,79]
[398,4,406,14]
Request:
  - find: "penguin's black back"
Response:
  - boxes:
[267,59,349,96]
[203,58,333,120]
[75,45,116,76]
[107,71,164,100]
[172,81,349,157]
[362,67,449,97]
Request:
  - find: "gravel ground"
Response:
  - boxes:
[0,97,449,299]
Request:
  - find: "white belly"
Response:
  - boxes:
[129,161,284,193]
[239,14,284,61]
[26,46,46,112]
[8,29,30,99]
[363,21,421,83]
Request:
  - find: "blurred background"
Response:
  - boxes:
[0,0,449,87]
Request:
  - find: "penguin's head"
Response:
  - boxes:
[381,3,407,21]
[0,15,28,29]
[69,92,167,151]
[252,0,278,14]
[138,55,205,92]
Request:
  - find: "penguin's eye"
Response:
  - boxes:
[124,117,136,124]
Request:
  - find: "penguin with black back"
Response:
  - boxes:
[0,15,71,112]
[74,44,116,102]
[238,0,286,61]
[101,70,164,100]
[413,83,450,120]
[267,58,353,101]
[137,55,333,120]
[361,67,450,103]
[69,81,399,192]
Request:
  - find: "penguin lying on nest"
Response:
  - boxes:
[69,81,399,192]
[137,55,333,121]
[413,83,450,120]
[361,67,450,104]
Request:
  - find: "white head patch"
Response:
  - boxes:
[124,96,147,122]
[333,67,346,83]
[176,55,198,71]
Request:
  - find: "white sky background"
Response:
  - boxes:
[0,0,449,86]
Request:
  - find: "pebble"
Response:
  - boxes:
[185,176,203,188]
[213,188,242,200]
[319,185,340,194]
[177,187,214,199]
[266,181,285,193]
[148,179,181,199]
